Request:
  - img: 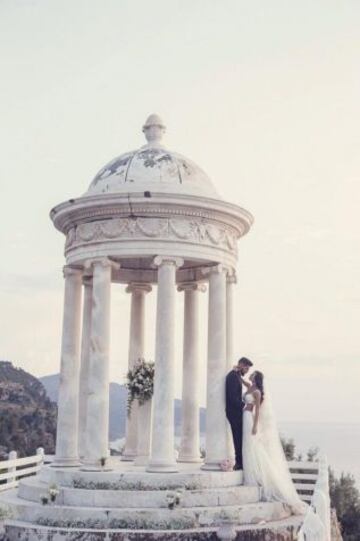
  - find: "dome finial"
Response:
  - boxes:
[142,114,166,144]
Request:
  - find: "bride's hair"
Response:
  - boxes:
[254,371,265,403]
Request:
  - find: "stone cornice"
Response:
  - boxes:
[50,192,253,239]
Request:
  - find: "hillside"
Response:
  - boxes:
[40,374,206,440]
[0,361,57,459]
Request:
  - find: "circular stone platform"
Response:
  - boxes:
[0,461,303,540]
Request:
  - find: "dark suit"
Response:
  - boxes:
[225,369,243,468]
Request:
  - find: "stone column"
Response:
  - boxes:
[177,283,205,463]
[122,283,152,461]
[82,258,114,471]
[53,266,83,467]
[226,270,237,462]
[78,275,93,459]
[202,264,228,470]
[147,256,183,473]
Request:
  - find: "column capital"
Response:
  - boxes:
[177,282,207,293]
[82,275,93,287]
[63,265,83,279]
[84,257,120,271]
[153,255,184,268]
[226,269,237,285]
[126,282,152,294]
[201,263,229,277]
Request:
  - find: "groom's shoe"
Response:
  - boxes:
[233,463,242,471]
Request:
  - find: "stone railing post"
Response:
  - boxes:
[7,450,17,486]
[36,447,45,467]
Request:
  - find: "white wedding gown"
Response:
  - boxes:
[242,392,307,515]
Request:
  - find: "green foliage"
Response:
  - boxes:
[36,516,198,530]
[0,360,57,458]
[329,469,360,541]
[72,477,201,491]
[307,446,319,462]
[280,437,296,461]
[281,437,320,463]
[0,504,13,520]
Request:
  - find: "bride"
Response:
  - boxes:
[241,370,307,514]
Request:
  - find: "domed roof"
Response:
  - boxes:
[86,115,220,199]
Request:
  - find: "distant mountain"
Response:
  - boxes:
[0,361,57,459]
[108,382,128,440]
[40,373,206,440]
[39,373,59,402]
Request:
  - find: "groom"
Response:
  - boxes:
[225,357,253,470]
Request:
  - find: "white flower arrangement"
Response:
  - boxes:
[166,490,182,510]
[48,483,59,502]
[125,358,155,417]
[220,458,234,472]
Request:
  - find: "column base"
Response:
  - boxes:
[134,455,149,467]
[51,457,81,468]
[80,464,113,472]
[146,460,178,473]
[121,453,136,462]
[177,455,203,464]
[201,461,223,471]
[80,458,113,472]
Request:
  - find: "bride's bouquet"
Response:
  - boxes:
[125,358,155,417]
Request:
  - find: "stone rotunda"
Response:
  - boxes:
[51,114,253,474]
[2,116,304,540]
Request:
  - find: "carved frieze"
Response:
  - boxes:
[65,217,237,255]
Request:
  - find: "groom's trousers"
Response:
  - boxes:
[226,411,243,468]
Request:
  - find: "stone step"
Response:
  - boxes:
[4,515,304,540]
[39,465,243,490]
[18,476,260,508]
[1,491,292,529]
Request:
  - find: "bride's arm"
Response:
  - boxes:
[241,377,251,390]
[252,390,261,435]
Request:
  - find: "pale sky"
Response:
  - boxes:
[0,1,359,425]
